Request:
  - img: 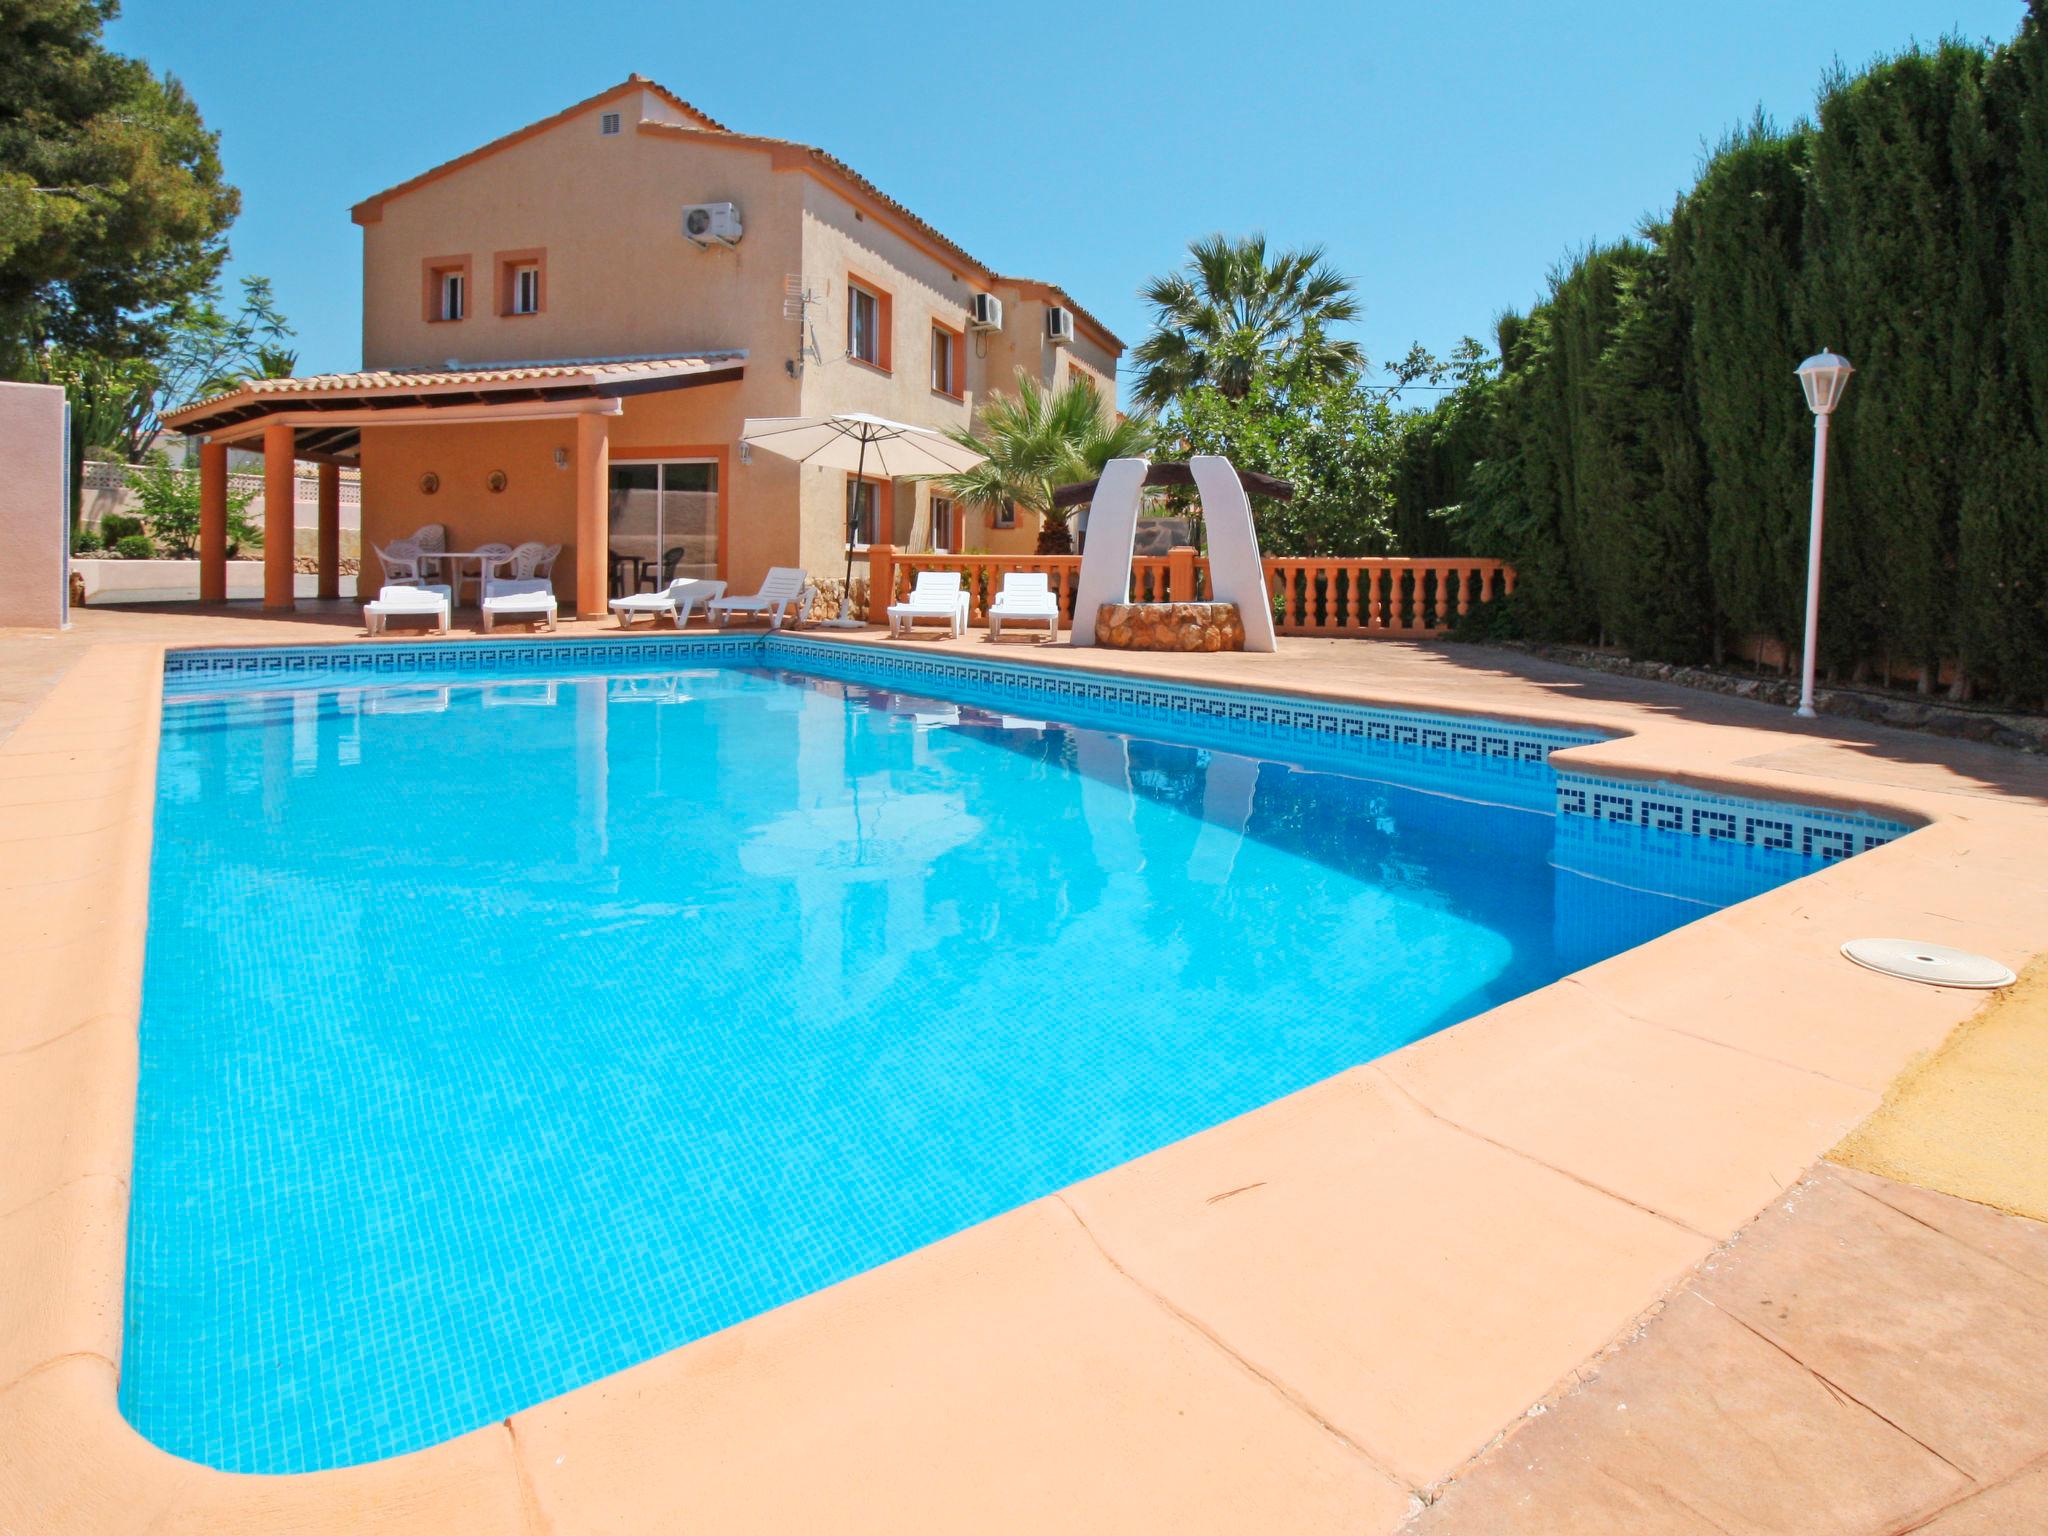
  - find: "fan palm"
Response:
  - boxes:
[1131,233,1364,412]
[932,370,1158,553]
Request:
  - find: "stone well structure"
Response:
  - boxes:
[1094,601,1246,653]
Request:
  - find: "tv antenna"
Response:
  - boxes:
[784,275,824,375]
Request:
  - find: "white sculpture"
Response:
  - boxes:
[1069,454,1277,653]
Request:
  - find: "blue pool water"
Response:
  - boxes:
[124,643,1867,1471]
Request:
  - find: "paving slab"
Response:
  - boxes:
[1698,1171,2048,1485]
[1062,1067,1712,1487]
[512,1195,1412,1535]
[1375,980,1879,1234]
[1409,1168,2048,1533]
[1407,1288,1971,1535]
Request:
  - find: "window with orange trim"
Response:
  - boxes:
[845,475,887,547]
[422,256,471,323]
[495,249,547,317]
[846,276,892,371]
[930,321,963,398]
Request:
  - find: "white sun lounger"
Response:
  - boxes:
[611,577,728,629]
[364,583,451,635]
[709,567,815,630]
[887,571,969,638]
[481,576,558,633]
[987,571,1060,641]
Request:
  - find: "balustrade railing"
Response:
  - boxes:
[865,546,1512,638]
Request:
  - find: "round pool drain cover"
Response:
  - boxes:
[1842,938,2015,989]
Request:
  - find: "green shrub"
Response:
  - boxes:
[113,533,156,560]
[100,512,144,544]
[72,524,103,554]
[123,450,258,560]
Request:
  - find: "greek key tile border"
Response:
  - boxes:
[161,634,761,693]
[160,637,1907,859]
[1553,771,1909,862]
[764,637,1599,766]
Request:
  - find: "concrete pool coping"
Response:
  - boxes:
[2,608,2043,1532]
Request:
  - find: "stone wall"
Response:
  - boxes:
[1095,601,1245,653]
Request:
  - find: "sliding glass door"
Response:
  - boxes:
[606,461,719,596]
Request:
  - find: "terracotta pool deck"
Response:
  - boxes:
[3,603,2045,1533]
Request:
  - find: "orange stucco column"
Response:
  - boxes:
[262,421,296,610]
[198,441,228,604]
[575,411,611,618]
[315,462,341,601]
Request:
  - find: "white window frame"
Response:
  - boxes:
[439,270,465,322]
[930,324,954,395]
[511,265,540,316]
[992,499,1017,530]
[848,284,881,366]
[929,496,954,551]
[600,112,622,136]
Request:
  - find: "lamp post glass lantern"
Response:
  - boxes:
[1794,349,1853,719]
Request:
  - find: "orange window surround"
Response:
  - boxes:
[845,472,891,546]
[930,320,964,399]
[846,274,893,373]
[421,255,472,323]
[495,248,547,317]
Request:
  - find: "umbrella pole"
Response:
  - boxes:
[844,432,868,619]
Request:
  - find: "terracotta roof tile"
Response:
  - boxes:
[162,353,745,429]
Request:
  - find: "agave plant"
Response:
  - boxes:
[933,370,1158,553]
[1131,233,1364,413]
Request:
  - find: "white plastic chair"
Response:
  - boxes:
[708,567,816,630]
[506,541,554,579]
[409,523,449,582]
[374,540,427,588]
[611,577,728,629]
[363,583,451,635]
[457,542,515,606]
[886,571,969,638]
[987,571,1060,641]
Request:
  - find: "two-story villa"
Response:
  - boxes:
[165,76,1123,618]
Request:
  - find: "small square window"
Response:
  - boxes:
[512,265,540,315]
[993,500,1017,529]
[600,112,622,136]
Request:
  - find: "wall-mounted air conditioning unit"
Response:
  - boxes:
[1045,305,1075,345]
[682,202,742,248]
[968,293,1003,332]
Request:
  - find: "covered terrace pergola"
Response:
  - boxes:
[161,354,745,617]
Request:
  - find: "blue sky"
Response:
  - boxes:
[110,0,2022,405]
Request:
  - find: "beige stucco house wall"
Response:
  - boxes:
[349,76,1123,591]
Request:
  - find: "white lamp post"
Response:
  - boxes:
[1793,349,1854,719]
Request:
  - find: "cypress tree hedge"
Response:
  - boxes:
[1401,9,2048,704]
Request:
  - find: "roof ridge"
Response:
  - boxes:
[350,76,730,224]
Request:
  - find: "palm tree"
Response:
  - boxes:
[932,370,1158,554]
[1130,233,1364,412]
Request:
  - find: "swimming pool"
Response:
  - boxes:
[123,638,1906,1472]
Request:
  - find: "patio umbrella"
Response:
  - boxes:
[740,412,986,628]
